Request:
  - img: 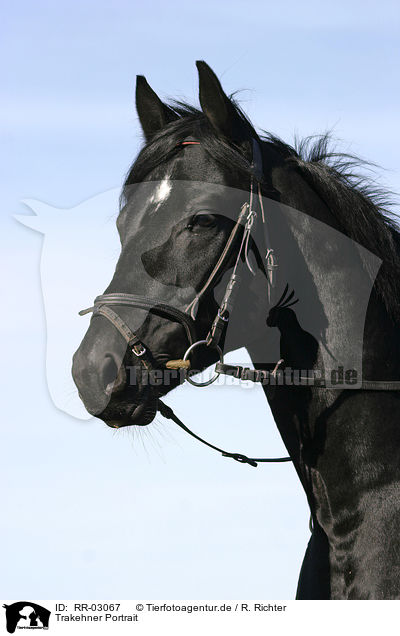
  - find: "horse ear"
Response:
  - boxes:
[196,60,250,147]
[135,75,178,140]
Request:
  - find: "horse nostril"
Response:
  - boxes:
[102,355,127,395]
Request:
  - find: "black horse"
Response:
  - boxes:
[72,62,400,599]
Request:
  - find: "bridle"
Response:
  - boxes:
[79,139,273,376]
[79,138,400,468]
[79,138,290,466]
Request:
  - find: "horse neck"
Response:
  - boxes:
[261,165,392,384]
[243,164,400,487]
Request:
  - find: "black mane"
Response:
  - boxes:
[123,100,400,319]
[269,132,400,320]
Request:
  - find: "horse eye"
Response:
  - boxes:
[189,213,217,229]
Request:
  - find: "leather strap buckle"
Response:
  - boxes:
[131,342,146,357]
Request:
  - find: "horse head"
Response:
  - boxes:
[72,62,279,428]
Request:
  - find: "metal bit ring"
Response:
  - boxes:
[183,340,223,387]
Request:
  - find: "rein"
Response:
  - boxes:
[157,400,291,467]
[79,137,400,467]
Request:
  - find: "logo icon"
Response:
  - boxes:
[2,602,51,633]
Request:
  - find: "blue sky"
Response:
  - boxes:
[2,0,400,600]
